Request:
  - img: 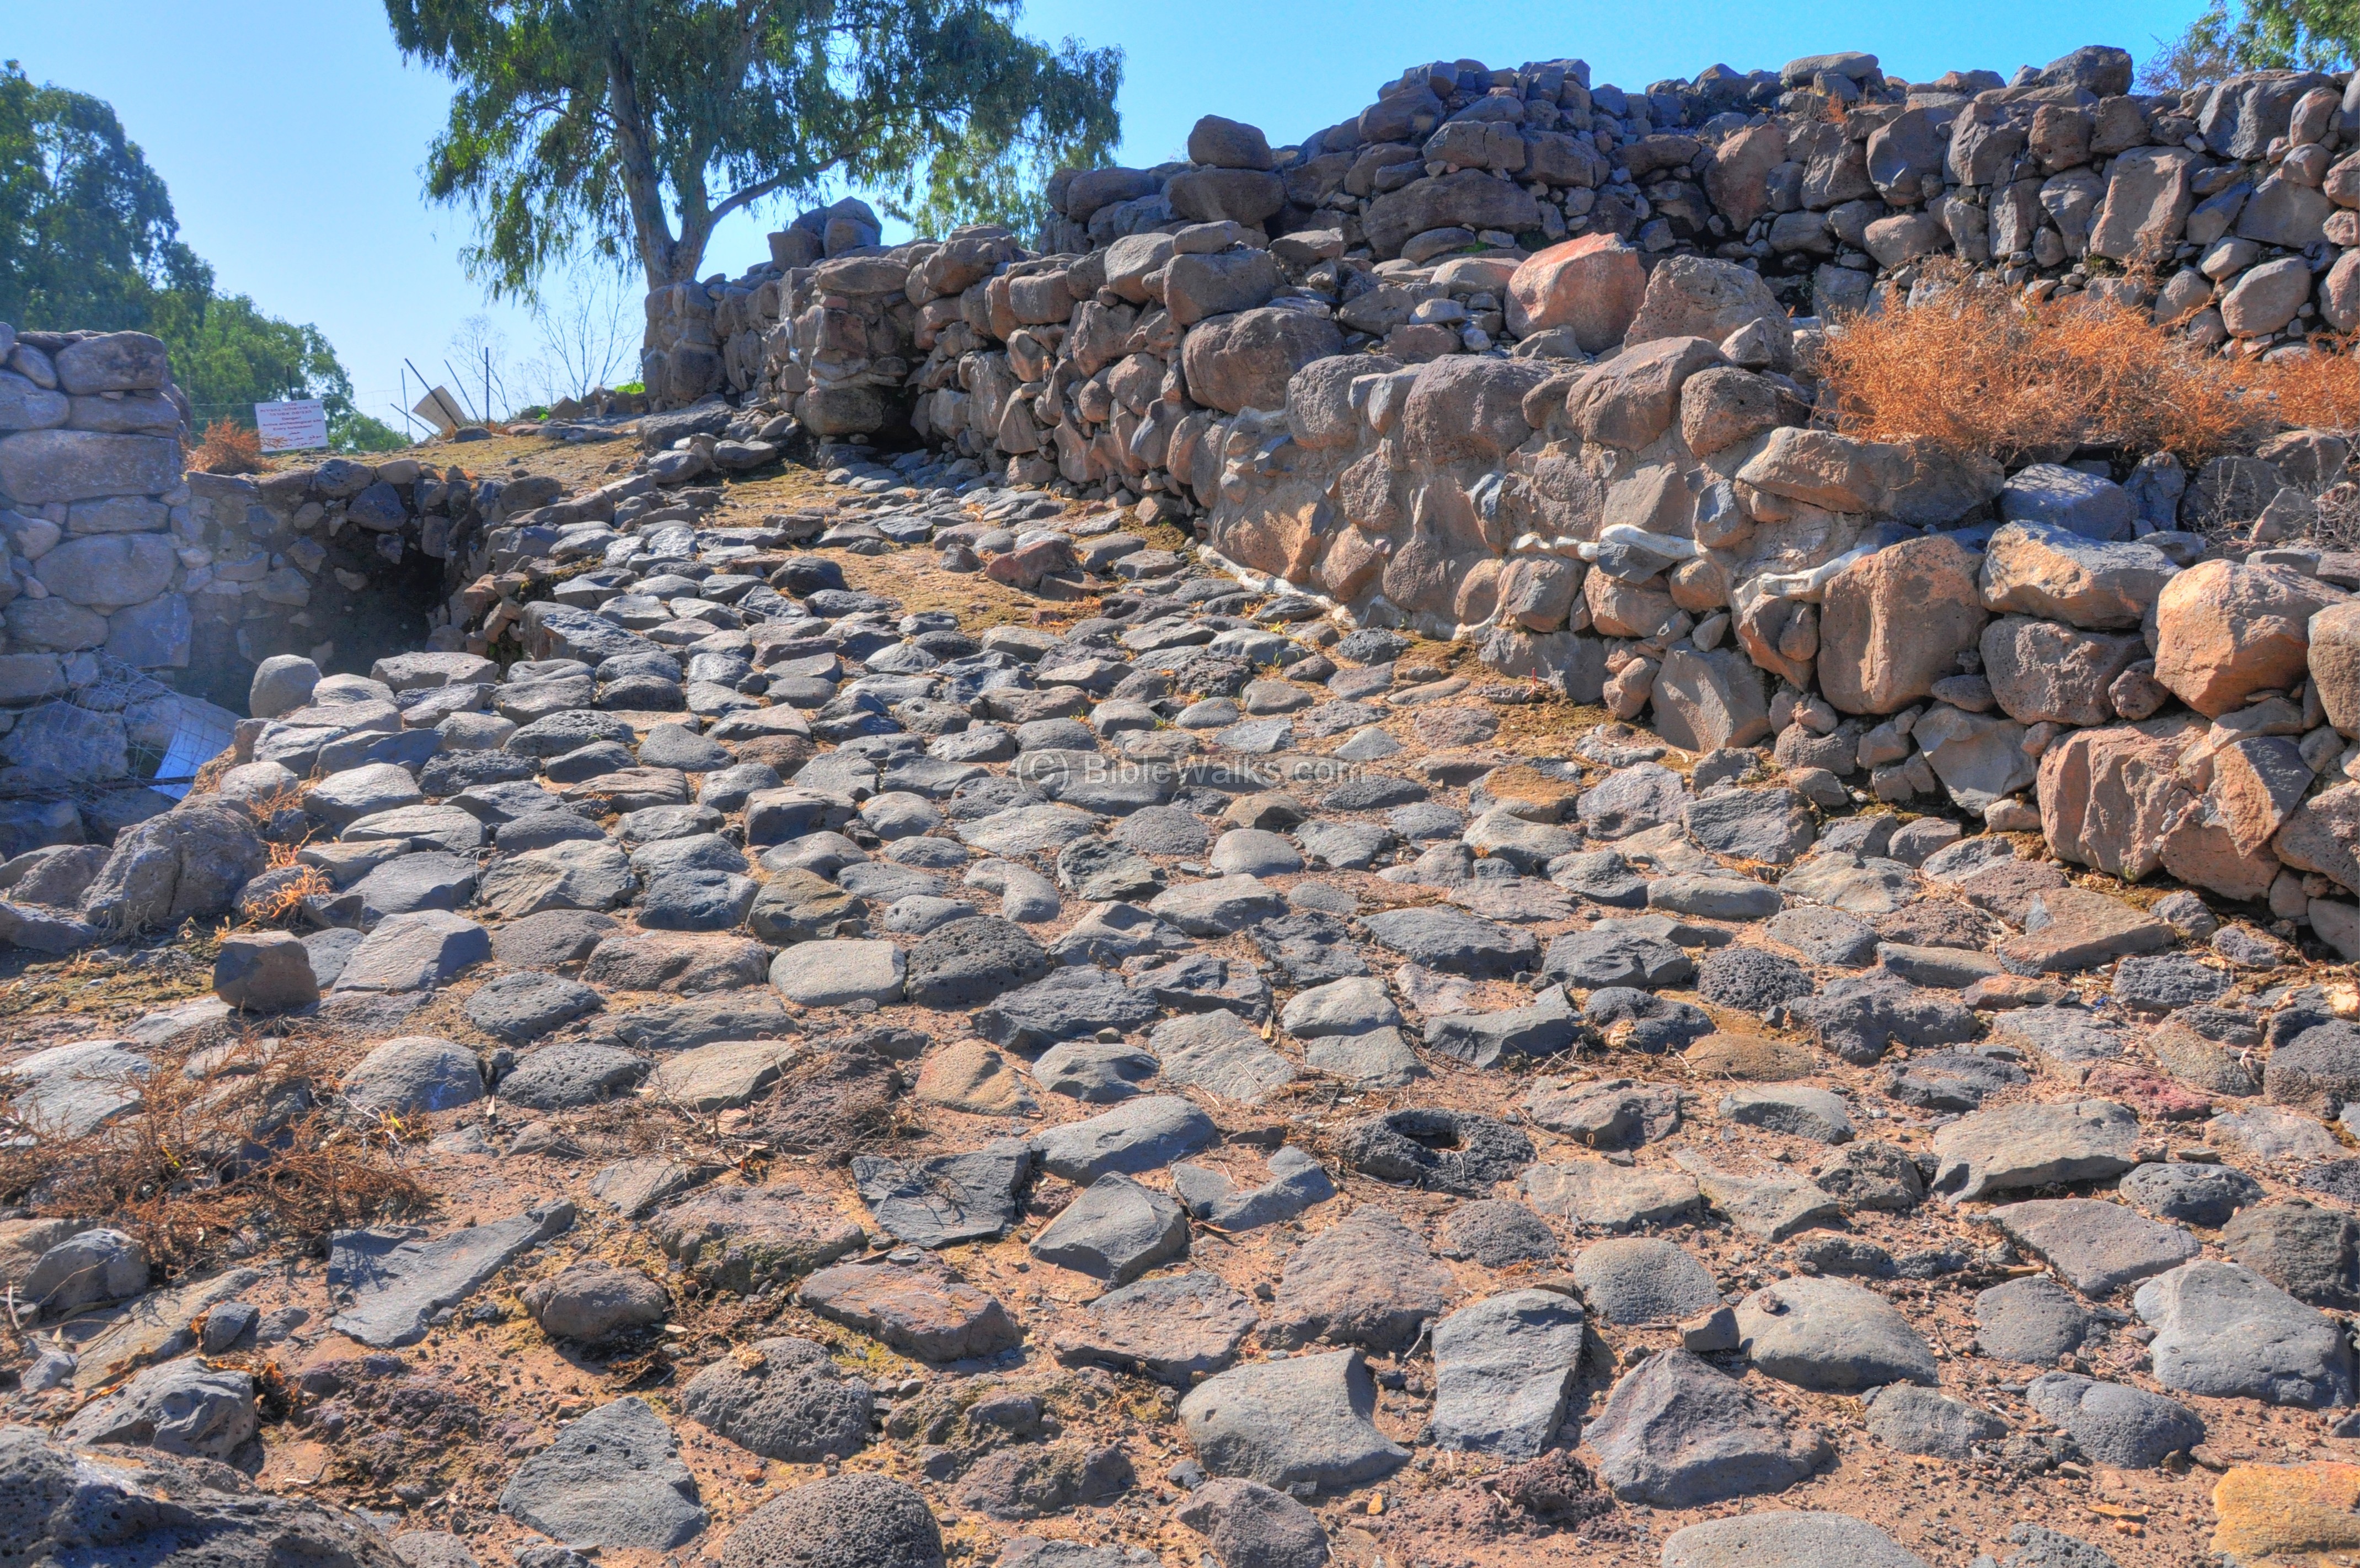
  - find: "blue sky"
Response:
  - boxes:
[12,1,2205,430]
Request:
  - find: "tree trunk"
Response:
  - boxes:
[604,41,688,290]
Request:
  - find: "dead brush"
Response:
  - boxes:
[0,1031,431,1279]
[1814,276,2272,466]
[245,865,329,924]
[188,419,265,476]
[2238,331,2360,434]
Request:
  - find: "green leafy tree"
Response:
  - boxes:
[0,61,399,453]
[0,59,211,330]
[384,0,1123,298]
[2142,1,2357,89]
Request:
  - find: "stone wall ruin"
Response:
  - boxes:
[629,43,2360,948]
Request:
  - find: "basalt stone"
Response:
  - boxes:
[1340,1106,1534,1195]
[2024,1373,2204,1469]
[1267,1206,1454,1353]
[1698,946,1813,1016]
[1736,1276,1938,1392]
[2121,1161,2265,1228]
[1178,1348,1407,1491]
[679,1335,872,1462]
[1975,1276,2093,1363]
[1587,1349,1832,1506]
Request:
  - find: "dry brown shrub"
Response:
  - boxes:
[2239,333,2360,433]
[189,419,265,476]
[1815,278,2270,466]
[0,1032,432,1278]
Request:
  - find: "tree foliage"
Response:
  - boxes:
[0,61,396,452]
[2141,1,2356,90]
[0,60,209,331]
[384,0,1123,297]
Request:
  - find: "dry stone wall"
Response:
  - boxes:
[634,44,2360,950]
[0,323,590,857]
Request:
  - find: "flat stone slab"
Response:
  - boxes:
[795,1259,1021,1361]
[972,966,1157,1050]
[1930,1099,2143,1202]
[329,1202,575,1347]
[1735,1276,1938,1393]
[1052,1271,1257,1384]
[1426,1287,1586,1458]
[1152,1010,1296,1104]
[769,938,905,1007]
[1032,1095,1217,1183]
[1573,1238,1724,1325]
[497,1395,706,1549]
[67,1267,260,1390]
[645,1039,803,1111]
[1149,875,1288,935]
[1177,1348,1408,1491]
[1026,1174,1188,1284]
[649,1185,866,1291]
[851,1141,1030,1248]
[1660,1513,1930,1568]
[1974,1277,2093,1364]
[1425,985,1580,1067]
[330,912,490,993]
[1520,1160,1701,1230]
[1588,1348,1832,1507]
[1859,1384,2004,1460]
[2134,1260,2358,1408]
[1682,1158,1843,1241]
[4,1040,149,1137]
[1719,1086,1854,1144]
[1175,1146,1335,1232]
[1987,1198,2200,1297]
[2023,1372,2204,1469]
[1361,908,1538,976]
[1267,1207,1454,1354]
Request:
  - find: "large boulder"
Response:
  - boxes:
[78,802,265,933]
[1981,617,2149,727]
[1624,255,1788,347]
[2088,147,2202,261]
[31,534,178,606]
[1163,249,1280,329]
[1398,355,1557,467]
[2309,600,2360,737]
[1364,169,1542,258]
[1181,308,1346,415]
[1978,521,2176,628]
[1998,464,2136,541]
[1567,337,1725,449]
[1166,167,1285,226]
[0,430,180,505]
[1818,535,1989,715]
[2039,716,2204,882]
[2153,559,2343,716]
[1505,234,1646,350]
[1707,123,1793,229]
[1736,428,2003,525]
[1651,646,1772,752]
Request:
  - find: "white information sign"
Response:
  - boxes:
[255,398,329,452]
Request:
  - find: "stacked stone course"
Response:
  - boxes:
[609,44,2360,950]
[0,322,588,855]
